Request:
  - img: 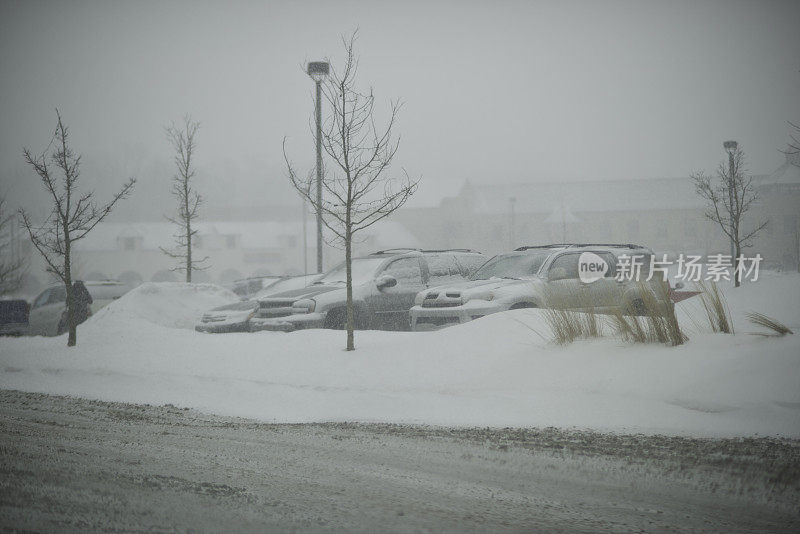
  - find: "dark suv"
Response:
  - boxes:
[250,249,485,332]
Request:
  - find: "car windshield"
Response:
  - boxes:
[470,252,549,280]
[252,275,319,298]
[316,258,386,285]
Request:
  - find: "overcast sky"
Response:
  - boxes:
[1,0,798,215]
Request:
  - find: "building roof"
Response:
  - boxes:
[459,172,774,215]
[762,152,800,186]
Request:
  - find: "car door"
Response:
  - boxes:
[370,257,427,329]
[544,253,585,308]
[583,251,620,312]
[27,289,52,335]
[41,285,67,335]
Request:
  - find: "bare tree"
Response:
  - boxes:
[160,115,208,282]
[784,121,800,272]
[785,120,800,156]
[691,145,767,287]
[285,33,418,351]
[0,195,27,295]
[20,110,135,346]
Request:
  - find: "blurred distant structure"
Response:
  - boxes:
[396,154,800,272]
[15,218,417,296]
[14,155,798,296]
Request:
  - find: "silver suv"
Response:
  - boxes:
[250,249,485,332]
[410,243,667,330]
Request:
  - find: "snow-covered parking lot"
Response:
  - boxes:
[1,273,799,438]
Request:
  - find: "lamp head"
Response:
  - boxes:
[307,62,329,83]
[723,140,738,154]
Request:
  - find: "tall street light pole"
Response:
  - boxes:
[509,197,516,249]
[308,61,329,273]
[723,140,737,260]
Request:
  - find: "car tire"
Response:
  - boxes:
[629,298,647,316]
[324,308,347,330]
[325,308,367,330]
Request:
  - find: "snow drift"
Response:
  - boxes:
[1,276,798,438]
[89,282,237,330]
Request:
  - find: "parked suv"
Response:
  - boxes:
[250,249,485,332]
[195,274,321,333]
[410,243,667,330]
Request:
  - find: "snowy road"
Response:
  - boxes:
[1,390,798,533]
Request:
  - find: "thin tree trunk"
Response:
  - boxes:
[186,219,192,283]
[345,225,354,351]
[733,242,742,288]
[64,237,76,347]
[185,179,191,283]
[733,218,741,287]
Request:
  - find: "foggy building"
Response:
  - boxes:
[396,156,800,270]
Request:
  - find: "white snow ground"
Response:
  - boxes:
[1,275,799,438]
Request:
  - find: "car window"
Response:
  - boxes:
[471,252,548,280]
[253,275,318,298]
[247,280,261,294]
[426,254,451,278]
[613,251,652,279]
[48,286,67,304]
[231,281,250,297]
[452,254,485,277]
[232,277,280,297]
[426,254,461,285]
[319,258,386,285]
[32,289,50,309]
[382,258,423,285]
[548,254,579,280]
[598,252,617,277]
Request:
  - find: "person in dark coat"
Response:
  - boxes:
[72,280,93,325]
[58,280,93,334]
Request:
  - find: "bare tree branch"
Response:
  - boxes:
[19,110,135,345]
[782,120,800,157]
[162,115,208,281]
[285,31,419,350]
[691,145,766,287]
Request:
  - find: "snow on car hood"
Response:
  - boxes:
[260,284,344,301]
[210,300,260,312]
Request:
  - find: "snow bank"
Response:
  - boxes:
[1,275,798,438]
[88,282,237,330]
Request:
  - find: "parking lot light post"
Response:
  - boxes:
[308,61,329,273]
[509,197,516,249]
[723,140,737,259]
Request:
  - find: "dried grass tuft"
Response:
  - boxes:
[695,280,733,334]
[746,311,794,336]
[542,282,684,346]
[541,289,606,344]
[610,281,685,346]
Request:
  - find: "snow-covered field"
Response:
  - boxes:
[1,275,799,438]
